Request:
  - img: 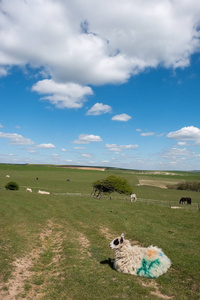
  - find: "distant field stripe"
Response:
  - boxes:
[53,192,82,196]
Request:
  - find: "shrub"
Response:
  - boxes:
[5,181,19,191]
[92,175,133,199]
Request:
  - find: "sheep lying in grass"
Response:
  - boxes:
[38,190,50,195]
[110,234,171,278]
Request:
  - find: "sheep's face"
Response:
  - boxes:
[109,234,124,249]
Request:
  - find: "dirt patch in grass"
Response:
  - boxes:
[100,226,115,241]
[0,252,38,300]
[0,220,65,300]
[60,166,106,171]
[138,279,173,299]
[78,232,91,258]
[0,220,95,299]
[138,179,178,189]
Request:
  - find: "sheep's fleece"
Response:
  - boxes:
[110,234,171,278]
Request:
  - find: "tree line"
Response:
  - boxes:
[168,181,200,192]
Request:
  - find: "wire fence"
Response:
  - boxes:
[53,192,82,196]
[125,197,199,211]
[94,194,200,211]
[52,192,199,212]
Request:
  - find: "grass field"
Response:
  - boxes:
[0,164,199,299]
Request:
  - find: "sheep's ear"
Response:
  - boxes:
[120,233,124,244]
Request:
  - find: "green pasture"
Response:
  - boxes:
[0,164,199,299]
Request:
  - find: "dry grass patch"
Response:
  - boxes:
[77,232,91,258]
[99,226,115,241]
[0,250,39,300]
[138,179,178,189]
[139,279,173,299]
[60,166,105,171]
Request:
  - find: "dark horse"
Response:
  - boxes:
[179,197,191,205]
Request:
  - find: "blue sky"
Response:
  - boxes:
[0,0,200,170]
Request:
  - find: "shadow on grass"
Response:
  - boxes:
[100,258,114,270]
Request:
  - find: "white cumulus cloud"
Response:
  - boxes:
[86,103,112,115]
[177,142,187,146]
[162,147,191,160]
[73,134,102,144]
[105,143,138,152]
[0,0,199,88]
[82,153,93,158]
[112,113,132,122]
[74,147,86,149]
[0,132,35,145]
[141,132,155,136]
[36,143,56,149]
[167,126,200,143]
[32,79,93,109]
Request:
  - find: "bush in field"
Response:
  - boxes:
[5,181,19,191]
[168,181,200,192]
[92,175,133,199]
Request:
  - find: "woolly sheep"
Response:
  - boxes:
[130,194,137,202]
[110,233,171,278]
[38,190,50,195]
[6,175,10,178]
[26,188,32,192]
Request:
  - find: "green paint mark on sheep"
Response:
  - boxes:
[136,258,160,278]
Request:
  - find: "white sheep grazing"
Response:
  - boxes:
[38,190,50,195]
[110,234,171,278]
[6,175,10,178]
[130,194,137,202]
[26,188,32,192]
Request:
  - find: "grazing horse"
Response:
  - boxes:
[179,197,191,205]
